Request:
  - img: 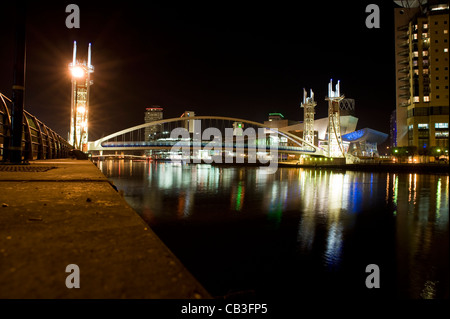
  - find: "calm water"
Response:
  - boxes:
[98,160,449,299]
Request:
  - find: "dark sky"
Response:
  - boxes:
[0,1,397,141]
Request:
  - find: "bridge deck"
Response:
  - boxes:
[93,141,320,155]
[0,159,210,298]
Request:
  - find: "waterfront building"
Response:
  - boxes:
[390,109,397,147]
[394,1,449,151]
[181,110,198,134]
[145,106,163,141]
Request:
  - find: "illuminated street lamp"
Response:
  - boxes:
[69,41,93,151]
[71,66,85,78]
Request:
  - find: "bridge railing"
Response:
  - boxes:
[100,140,317,153]
[1,92,72,161]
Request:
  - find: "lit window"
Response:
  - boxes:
[424,96,430,102]
[445,48,449,52]
[423,50,428,56]
[413,34,418,40]
[435,123,449,128]
[423,69,429,74]
[408,125,414,131]
[423,23,428,29]
[414,96,420,102]
[418,123,429,129]
[422,33,428,39]
[445,30,448,34]
[413,51,419,57]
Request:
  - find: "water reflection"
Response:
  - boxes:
[99,160,449,298]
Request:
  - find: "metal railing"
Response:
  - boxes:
[1,92,72,161]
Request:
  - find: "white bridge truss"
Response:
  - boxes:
[88,116,327,156]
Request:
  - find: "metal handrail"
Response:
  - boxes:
[0,92,72,161]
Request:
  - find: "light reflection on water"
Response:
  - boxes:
[99,160,449,299]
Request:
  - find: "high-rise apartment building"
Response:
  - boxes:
[144,106,163,141]
[390,109,397,147]
[394,1,449,151]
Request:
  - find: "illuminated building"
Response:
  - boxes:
[69,41,93,151]
[272,86,388,158]
[233,122,244,136]
[264,113,297,129]
[342,128,388,157]
[390,109,397,147]
[144,106,163,141]
[394,1,449,150]
[181,111,196,133]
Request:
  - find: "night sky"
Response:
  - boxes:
[0,1,397,142]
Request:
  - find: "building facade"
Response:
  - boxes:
[390,109,397,147]
[394,2,449,151]
[144,106,163,141]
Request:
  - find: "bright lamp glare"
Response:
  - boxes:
[77,106,86,113]
[71,66,84,78]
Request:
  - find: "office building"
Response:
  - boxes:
[394,1,449,150]
[144,106,163,141]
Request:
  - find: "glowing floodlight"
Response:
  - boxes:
[71,66,85,78]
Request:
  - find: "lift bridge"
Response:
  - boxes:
[87,116,328,161]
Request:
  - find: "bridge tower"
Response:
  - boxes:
[301,88,317,149]
[69,41,94,151]
[325,79,345,158]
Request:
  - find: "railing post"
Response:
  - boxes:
[23,113,33,160]
[49,130,58,158]
[42,124,52,159]
[31,115,44,159]
[0,94,12,161]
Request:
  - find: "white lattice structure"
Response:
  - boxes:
[325,79,345,158]
[301,88,317,150]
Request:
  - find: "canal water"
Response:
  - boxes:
[98,160,449,299]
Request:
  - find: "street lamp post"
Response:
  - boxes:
[9,2,27,163]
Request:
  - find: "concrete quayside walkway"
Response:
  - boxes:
[0,159,210,299]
